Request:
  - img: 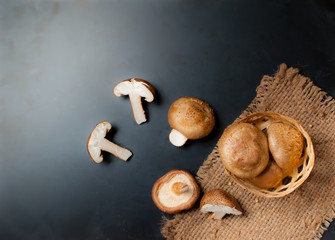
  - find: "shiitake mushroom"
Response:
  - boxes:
[168,97,215,147]
[218,123,269,179]
[219,121,305,190]
[247,160,284,189]
[267,122,305,171]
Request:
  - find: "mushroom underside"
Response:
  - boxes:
[201,204,242,219]
[157,174,194,208]
[152,170,200,214]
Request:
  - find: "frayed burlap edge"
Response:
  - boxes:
[161,63,335,240]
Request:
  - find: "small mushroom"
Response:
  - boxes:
[114,78,155,124]
[168,97,215,147]
[218,123,269,179]
[152,170,200,214]
[87,121,132,163]
[200,189,242,220]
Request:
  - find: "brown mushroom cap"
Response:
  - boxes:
[218,123,269,179]
[247,160,284,189]
[168,97,215,140]
[152,170,200,214]
[200,189,242,219]
[267,122,305,170]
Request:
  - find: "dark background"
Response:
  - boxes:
[1,0,335,239]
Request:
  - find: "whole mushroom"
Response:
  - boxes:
[247,160,284,189]
[87,121,132,163]
[168,97,215,147]
[152,170,200,214]
[114,78,155,125]
[218,123,269,179]
[200,189,242,220]
[267,122,305,171]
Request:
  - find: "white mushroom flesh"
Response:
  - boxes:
[88,122,132,162]
[169,129,188,147]
[114,79,154,102]
[128,93,146,124]
[114,78,154,124]
[99,138,132,161]
[201,204,242,220]
[158,174,194,208]
[88,122,111,163]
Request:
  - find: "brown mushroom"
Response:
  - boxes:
[114,78,155,125]
[218,123,269,179]
[152,170,200,214]
[87,121,132,163]
[267,122,305,170]
[168,97,215,147]
[247,161,284,189]
[200,189,242,220]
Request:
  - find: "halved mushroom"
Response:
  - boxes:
[200,189,242,220]
[152,170,200,214]
[114,78,155,125]
[168,97,215,147]
[267,122,305,171]
[218,123,269,179]
[87,121,132,163]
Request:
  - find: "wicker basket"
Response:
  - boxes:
[225,112,315,198]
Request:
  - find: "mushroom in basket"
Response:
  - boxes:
[267,122,305,172]
[217,112,314,198]
[218,123,270,179]
[248,161,284,189]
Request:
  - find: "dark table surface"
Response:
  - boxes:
[1,0,335,239]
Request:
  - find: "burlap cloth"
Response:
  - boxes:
[161,64,335,240]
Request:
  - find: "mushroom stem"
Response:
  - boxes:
[169,129,188,147]
[100,138,132,161]
[171,182,189,195]
[210,212,226,220]
[129,92,146,125]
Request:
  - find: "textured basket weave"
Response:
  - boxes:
[226,112,315,198]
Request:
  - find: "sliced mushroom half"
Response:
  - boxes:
[87,121,132,163]
[114,78,155,125]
